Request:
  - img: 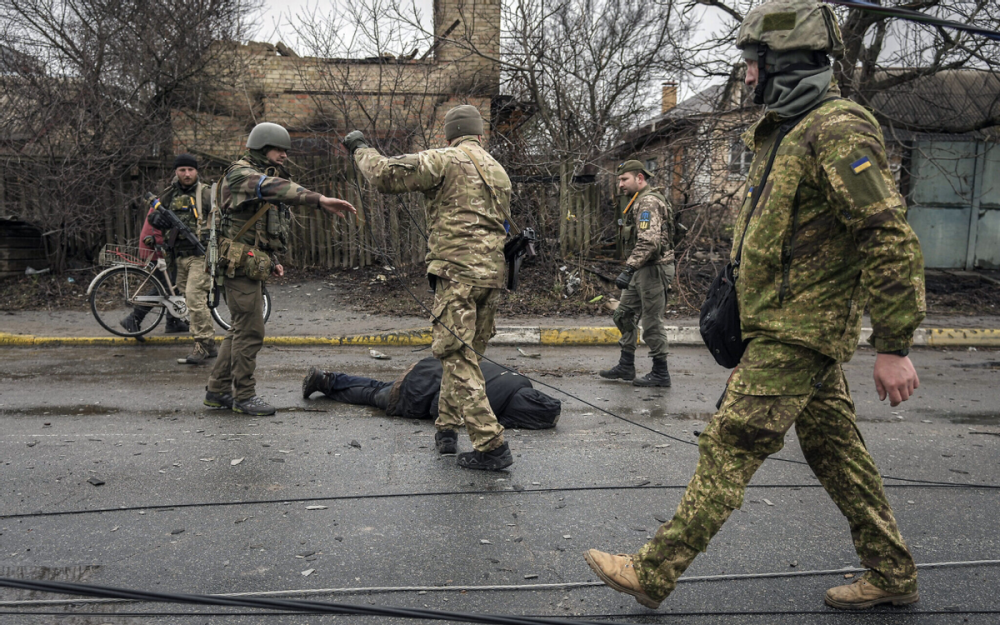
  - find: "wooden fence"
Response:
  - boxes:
[0,156,613,274]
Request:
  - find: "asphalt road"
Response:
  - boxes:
[0,343,998,624]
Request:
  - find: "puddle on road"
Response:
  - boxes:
[944,412,1000,425]
[951,361,1000,370]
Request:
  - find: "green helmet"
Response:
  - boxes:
[247,122,292,151]
[736,0,844,59]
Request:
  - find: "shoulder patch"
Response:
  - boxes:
[638,210,651,230]
[850,156,872,174]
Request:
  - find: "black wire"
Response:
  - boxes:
[345,165,1000,492]
[5,609,1000,617]
[0,578,630,625]
[5,479,992,521]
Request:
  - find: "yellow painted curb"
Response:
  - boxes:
[539,327,622,345]
[925,328,1000,347]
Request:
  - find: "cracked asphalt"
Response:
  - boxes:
[0,342,998,624]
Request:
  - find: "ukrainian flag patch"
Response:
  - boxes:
[746,186,754,198]
[851,156,872,174]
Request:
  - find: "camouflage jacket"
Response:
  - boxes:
[355,137,510,288]
[624,186,674,269]
[218,153,321,259]
[156,179,212,257]
[734,94,926,363]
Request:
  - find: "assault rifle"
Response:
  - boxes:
[144,192,206,256]
[206,183,220,308]
[504,227,536,291]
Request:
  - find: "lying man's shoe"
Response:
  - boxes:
[302,366,327,399]
[583,549,661,609]
[204,388,233,409]
[232,396,276,416]
[825,577,918,610]
[435,429,459,455]
[456,442,513,471]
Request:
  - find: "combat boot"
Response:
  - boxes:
[203,338,218,358]
[599,351,635,381]
[435,429,459,455]
[164,317,189,334]
[633,356,671,387]
[457,442,513,471]
[583,549,661,609]
[232,396,276,416]
[302,366,329,399]
[825,577,918,610]
[178,341,214,365]
[204,387,233,410]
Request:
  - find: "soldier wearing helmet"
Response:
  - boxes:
[598,159,675,387]
[585,0,925,611]
[205,122,356,416]
[342,105,515,471]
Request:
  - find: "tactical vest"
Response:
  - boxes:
[162,182,206,258]
[621,188,668,258]
[218,159,292,255]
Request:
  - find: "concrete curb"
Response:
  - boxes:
[2,326,1000,348]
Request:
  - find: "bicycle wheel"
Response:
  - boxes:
[90,266,168,337]
[211,284,272,332]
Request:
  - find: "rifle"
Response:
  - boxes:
[144,192,206,256]
[206,183,220,308]
[504,227,536,291]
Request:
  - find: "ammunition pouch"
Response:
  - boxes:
[217,237,273,282]
[612,306,636,335]
[265,204,292,251]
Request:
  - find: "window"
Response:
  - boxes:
[644,158,657,173]
[729,139,751,176]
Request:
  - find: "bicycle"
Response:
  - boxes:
[87,243,272,338]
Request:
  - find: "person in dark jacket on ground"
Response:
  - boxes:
[301,357,561,433]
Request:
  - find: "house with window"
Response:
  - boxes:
[609,70,1000,269]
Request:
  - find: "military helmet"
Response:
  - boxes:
[247,122,293,151]
[617,160,652,180]
[737,0,844,59]
[444,105,484,141]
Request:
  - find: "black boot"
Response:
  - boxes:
[435,430,459,455]
[599,351,636,381]
[165,317,190,334]
[457,442,513,471]
[302,366,329,399]
[633,356,671,387]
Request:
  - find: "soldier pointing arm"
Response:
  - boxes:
[343,105,515,471]
[205,123,355,417]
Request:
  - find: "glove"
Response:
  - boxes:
[615,267,635,290]
[143,235,155,248]
[342,130,369,155]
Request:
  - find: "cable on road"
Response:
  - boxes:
[2,559,997,608]
[2,476,997,521]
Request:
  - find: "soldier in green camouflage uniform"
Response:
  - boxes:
[155,154,216,364]
[585,0,926,611]
[600,160,675,387]
[344,105,514,471]
[205,123,355,416]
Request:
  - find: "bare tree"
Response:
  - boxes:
[0,0,260,270]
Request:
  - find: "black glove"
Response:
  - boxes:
[615,267,635,290]
[342,130,369,155]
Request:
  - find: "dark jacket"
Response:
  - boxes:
[389,357,560,429]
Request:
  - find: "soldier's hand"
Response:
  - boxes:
[272,263,285,278]
[615,267,635,290]
[873,353,919,407]
[319,196,357,218]
[342,130,369,155]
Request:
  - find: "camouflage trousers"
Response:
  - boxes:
[616,263,674,358]
[633,339,917,601]
[175,255,214,342]
[431,277,504,452]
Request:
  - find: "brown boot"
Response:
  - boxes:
[178,341,213,365]
[825,577,918,610]
[583,549,661,609]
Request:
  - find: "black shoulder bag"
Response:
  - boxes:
[699,106,824,368]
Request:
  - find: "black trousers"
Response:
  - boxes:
[322,373,392,412]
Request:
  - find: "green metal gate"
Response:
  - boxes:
[907,140,1000,269]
